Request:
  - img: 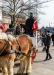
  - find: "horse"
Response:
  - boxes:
[0,33,35,75]
[0,32,19,75]
[16,34,34,74]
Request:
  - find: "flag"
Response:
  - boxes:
[32,20,38,30]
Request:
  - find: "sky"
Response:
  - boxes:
[39,0,54,28]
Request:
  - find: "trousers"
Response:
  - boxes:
[46,46,52,59]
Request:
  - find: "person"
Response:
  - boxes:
[51,32,54,46]
[41,33,45,46]
[20,24,25,34]
[15,21,21,35]
[25,12,34,37]
[41,33,46,51]
[0,21,9,32]
[44,30,52,61]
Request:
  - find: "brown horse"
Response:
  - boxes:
[16,34,34,74]
[0,33,19,75]
[0,33,34,75]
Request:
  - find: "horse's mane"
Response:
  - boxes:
[0,32,8,40]
[7,34,16,41]
[0,32,16,41]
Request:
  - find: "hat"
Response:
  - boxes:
[29,12,34,18]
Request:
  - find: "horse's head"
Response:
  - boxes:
[0,33,19,58]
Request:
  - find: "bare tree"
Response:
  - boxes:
[2,0,53,26]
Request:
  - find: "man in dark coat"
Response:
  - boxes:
[25,13,34,37]
[44,30,52,61]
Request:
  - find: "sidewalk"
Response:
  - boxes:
[31,45,54,75]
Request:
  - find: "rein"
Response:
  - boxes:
[15,50,32,57]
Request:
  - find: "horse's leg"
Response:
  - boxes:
[22,57,28,73]
[2,65,8,75]
[17,60,25,74]
[26,56,32,74]
[8,59,14,75]
[19,56,32,74]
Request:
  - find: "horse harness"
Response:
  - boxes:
[0,39,35,57]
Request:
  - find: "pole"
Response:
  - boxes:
[36,30,37,50]
[36,0,38,50]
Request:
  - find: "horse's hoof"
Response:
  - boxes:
[26,73,31,75]
[26,70,32,74]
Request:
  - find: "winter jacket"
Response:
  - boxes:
[25,17,34,31]
[45,34,51,46]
